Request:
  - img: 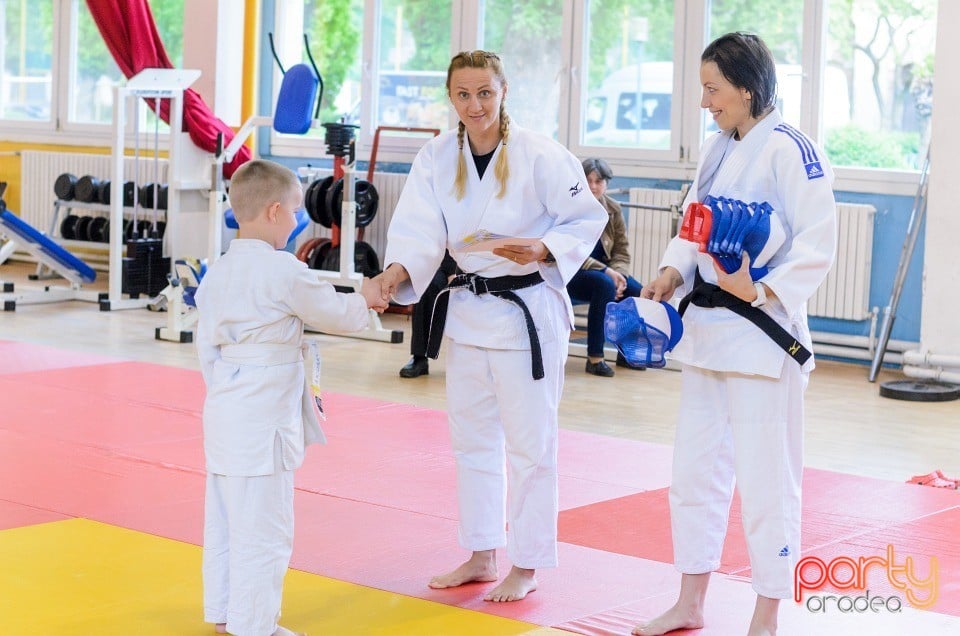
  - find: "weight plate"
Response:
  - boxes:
[879,380,960,402]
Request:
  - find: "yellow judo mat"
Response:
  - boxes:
[0,519,562,635]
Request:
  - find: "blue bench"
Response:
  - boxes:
[0,209,97,285]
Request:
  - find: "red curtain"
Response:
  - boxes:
[84,0,251,177]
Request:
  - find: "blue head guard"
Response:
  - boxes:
[603,297,684,368]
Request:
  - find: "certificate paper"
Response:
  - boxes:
[455,229,540,253]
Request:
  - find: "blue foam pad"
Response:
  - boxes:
[224,208,239,229]
[274,64,318,135]
[224,208,309,243]
[0,210,96,284]
[291,208,309,240]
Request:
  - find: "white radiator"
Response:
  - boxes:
[809,202,875,320]
[623,191,876,321]
[20,150,169,233]
[297,169,407,265]
[625,187,685,285]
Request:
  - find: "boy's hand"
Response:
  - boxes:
[360,277,389,312]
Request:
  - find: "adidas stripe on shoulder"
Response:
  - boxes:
[774,124,824,181]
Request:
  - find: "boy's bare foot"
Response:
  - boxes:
[484,566,537,602]
[215,623,227,634]
[272,627,306,636]
[632,604,704,635]
[428,551,498,589]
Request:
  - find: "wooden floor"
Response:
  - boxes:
[1,259,958,484]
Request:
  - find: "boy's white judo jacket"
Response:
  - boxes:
[195,239,369,476]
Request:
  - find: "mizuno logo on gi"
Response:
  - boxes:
[805,162,824,180]
[569,181,583,197]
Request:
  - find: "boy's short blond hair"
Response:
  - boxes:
[228,160,301,222]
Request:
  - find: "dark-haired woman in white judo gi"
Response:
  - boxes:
[376,50,606,602]
[635,33,837,636]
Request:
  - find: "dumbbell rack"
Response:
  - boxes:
[307,123,402,343]
[28,200,161,280]
[51,199,165,244]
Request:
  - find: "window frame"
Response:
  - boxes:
[0,0,185,148]
[0,0,931,197]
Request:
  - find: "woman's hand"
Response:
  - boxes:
[641,266,682,302]
[373,263,410,301]
[605,267,627,299]
[713,253,757,302]
[492,240,548,265]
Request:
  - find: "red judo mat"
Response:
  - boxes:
[2,343,959,631]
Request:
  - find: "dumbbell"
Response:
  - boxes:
[74,176,101,203]
[96,179,112,204]
[54,173,77,201]
[87,216,108,242]
[74,215,93,241]
[139,183,169,210]
[59,214,79,240]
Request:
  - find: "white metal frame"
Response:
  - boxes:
[104,68,201,312]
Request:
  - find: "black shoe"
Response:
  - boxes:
[616,353,646,370]
[584,359,615,377]
[399,356,429,378]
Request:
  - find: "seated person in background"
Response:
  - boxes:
[399,250,458,378]
[567,158,643,377]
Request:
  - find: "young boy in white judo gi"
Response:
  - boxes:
[194,159,387,636]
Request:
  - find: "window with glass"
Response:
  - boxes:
[272,0,364,147]
[0,0,53,123]
[706,0,804,141]
[374,0,451,133]
[482,0,564,140]
[71,0,182,129]
[582,0,676,150]
[822,0,936,170]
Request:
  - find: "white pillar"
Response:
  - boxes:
[919,1,960,361]
[182,0,244,127]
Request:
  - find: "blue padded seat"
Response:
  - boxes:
[273,64,319,135]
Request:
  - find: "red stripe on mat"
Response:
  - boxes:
[559,469,960,576]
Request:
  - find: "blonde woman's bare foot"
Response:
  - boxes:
[214,623,227,634]
[429,554,498,589]
[484,566,537,602]
[632,604,704,635]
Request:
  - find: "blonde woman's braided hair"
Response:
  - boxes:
[446,50,510,200]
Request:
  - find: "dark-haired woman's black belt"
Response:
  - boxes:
[426,271,546,380]
[678,271,811,366]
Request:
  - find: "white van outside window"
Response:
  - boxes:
[584,62,673,150]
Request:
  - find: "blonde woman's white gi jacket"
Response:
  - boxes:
[384,123,607,350]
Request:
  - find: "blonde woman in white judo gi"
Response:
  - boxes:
[195,160,387,636]
[634,33,837,636]
[376,50,606,602]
